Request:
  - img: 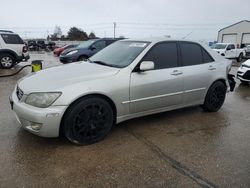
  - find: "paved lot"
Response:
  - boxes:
[0,53,250,187]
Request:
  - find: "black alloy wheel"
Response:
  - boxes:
[63,97,114,145]
[202,81,227,112]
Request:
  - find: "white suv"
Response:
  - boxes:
[0,30,29,69]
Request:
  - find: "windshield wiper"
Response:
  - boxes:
[91,60,120,68]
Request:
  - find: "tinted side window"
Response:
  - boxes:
[202,48,214,63]
[93,41,106,50]
[1,34,24,44]
[230,44,235,49]
[180,42,203,66]
[142,42,178,69]
[106,40,116,45]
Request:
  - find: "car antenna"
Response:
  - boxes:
[182,31,194,39]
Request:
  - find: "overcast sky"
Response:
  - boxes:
[1,0,250,41]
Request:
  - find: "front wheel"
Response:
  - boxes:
[202,81,227,112]
[63,97,114,145]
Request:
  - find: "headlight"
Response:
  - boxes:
[25,92,61,108]
[66,50,78,56]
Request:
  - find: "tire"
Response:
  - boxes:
[63,97,114,145]
[78,55,88,61]
[0,53,15,69]
[202,81,227,112]
[240,80,249,85]
[237,53,243,62]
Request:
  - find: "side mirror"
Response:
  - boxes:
[90,46,96,50]
[226,47,231,51]
[139,61,154,72]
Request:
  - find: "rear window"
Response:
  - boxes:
[180,42,203,66]
[1,34,24,44]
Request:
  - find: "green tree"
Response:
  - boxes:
[89,32,96,39]
[67,27,88,40]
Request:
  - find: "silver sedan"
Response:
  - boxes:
[10,38,234,145]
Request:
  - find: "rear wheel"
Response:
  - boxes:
[202,81,227,112]
[63,97,114,145]
[0,54,15,69]
[237,53,243,62]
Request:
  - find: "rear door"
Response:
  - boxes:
[179,42,215,105]
[129,42,183,113]
[1,34,24,56]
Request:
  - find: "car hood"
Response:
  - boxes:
[213,49,225,53]
[61,47,87,55]
[243,59,250,66]
[18,62,120,93]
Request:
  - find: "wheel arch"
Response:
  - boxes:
[205,78,227,98]
[59,93,117,137]
[0,49,18,60]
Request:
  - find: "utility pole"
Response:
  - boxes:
[113,22,116,38]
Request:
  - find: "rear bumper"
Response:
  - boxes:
[228,74,236,91]
[16,54,30,62]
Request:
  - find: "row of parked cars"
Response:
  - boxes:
[53,38,121,63]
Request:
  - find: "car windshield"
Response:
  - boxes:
[89,41,149,68]
[213,44,227,49]
[78,40,97,48]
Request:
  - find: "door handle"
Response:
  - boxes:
[208,65,216,70]
[171,70,183,75]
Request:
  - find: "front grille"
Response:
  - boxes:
[242,70,250,80]
[16,86,24,100]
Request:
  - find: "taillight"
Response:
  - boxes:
[23,45,28,53]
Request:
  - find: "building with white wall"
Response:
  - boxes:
[217,20,250,48]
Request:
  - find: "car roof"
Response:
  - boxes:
[121,37,205,44]
[0,30,16,34]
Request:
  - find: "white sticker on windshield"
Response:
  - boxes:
[129,43,147,47]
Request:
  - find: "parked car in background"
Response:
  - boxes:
[0,30,29,69]
[46,41,57,51]
[244,45,250,57]
[59,38,119,63]
[237,59,250,84]
[37,40,46,50]
[212,43,245,62]
[53,44,78,56]
[10,38,235,145]
[27,40,38,51]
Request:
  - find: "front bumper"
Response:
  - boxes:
[10,88,67,137]
[59,55,77,64]
[237,66,250,82]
